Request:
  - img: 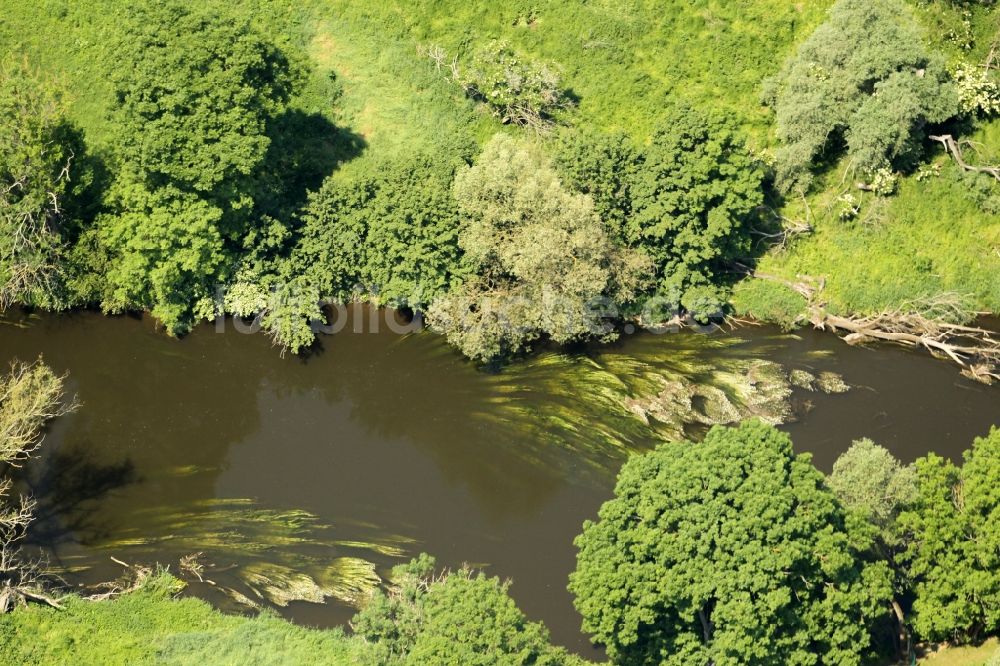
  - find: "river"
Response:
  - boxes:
[0,306,997,656]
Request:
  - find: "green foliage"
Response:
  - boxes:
[766,0,957,192]
[552,127,637,243]
[899,428,1000,643]
[107,1,298,198]
[427,133,651,362]
[553,110,767,321]
[738,142,1000,321]
[288,154,466,307]
[95,185,226,332]
[461,39,570,128]
[627,106,765,314]
[0,573,375,665]
[828,439,918,648]
[352,554,586,666]
[407,572,577,665]
[569,420,892,666]
[0,59,78,309]
[829,438,919,547]
[263,154,467,352]
[953,63,1000,117]
[95,0,299,334]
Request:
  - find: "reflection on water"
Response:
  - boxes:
[0,307,997,654]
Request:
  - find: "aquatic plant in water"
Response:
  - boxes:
[474,331,850,474]
[69,498,410,611]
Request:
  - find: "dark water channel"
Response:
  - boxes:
[0,307,996,656]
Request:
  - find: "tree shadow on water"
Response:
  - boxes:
[24,446,137,548]
[255,109,367,222]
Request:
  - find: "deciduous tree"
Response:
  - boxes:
[899,428,1000,643]
[764,0,957,192]
[98,1,298,333]
[428,133,650,362]
[570,420,892,665]
[0,60,77,309]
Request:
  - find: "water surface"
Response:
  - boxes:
[0,308,996,654]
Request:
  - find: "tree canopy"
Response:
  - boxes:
[898,427,1000,643]
[428,133,650,362]
[94,0,298,333]
[828,438,918,545]
[569,420,892,665]
[628,106,764,317]
[765,0,957,192]
[352,554,586,666]
[0,60,78,309]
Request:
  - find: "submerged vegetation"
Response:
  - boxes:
[74,498,408,612]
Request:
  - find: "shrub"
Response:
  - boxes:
[461,40,570,129]
[765,0,958,192]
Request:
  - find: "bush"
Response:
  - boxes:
[552,127,637,243]
[729,278,807,329]
[461,40,570,129]
[352,554,586,665]
[765,0,957,192]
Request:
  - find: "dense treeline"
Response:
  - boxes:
[571,420,1000,665]
[2,0,998,364]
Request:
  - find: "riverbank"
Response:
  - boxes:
[2,578,996,665]
[3,0,998,359]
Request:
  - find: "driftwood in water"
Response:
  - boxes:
[748,269,1000,384]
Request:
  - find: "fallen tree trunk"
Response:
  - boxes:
[929,134,1000,183]
[744,268,1000,384]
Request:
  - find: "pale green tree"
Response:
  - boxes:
[0,359,76,611]
[428,133,651,362]
[765,0,957,192]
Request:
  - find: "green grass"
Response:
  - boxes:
[0,574,371,665]
[919,638,999,666]
[734,119,1000,321]
[5,0,996,323]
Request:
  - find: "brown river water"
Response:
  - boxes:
[0,306,996,656]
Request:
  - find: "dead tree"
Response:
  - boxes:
[746,270,1000,384]
[929,134,1000,183]
[0,360,77,611]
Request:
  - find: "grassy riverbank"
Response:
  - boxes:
[0,574,373,665]
[4,0,998,328]
[2,579,996,665]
